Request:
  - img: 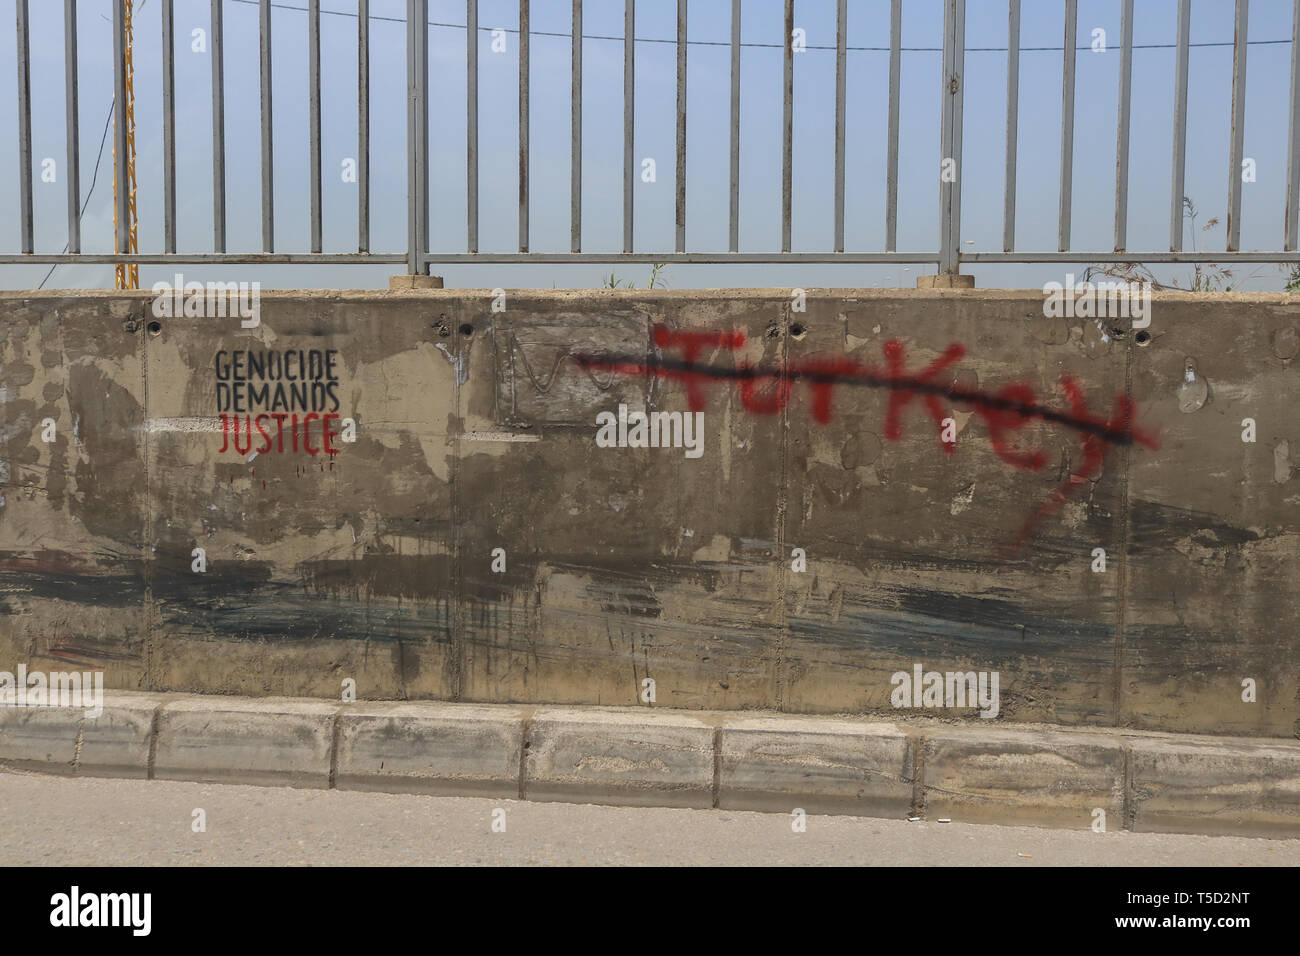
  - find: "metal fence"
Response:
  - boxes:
[7,0,1300,276]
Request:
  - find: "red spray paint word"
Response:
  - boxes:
[218,412,341,456]
[575,327,1158,545]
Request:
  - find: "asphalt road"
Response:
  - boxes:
[2,769,1297,866]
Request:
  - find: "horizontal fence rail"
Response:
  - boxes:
[6,0,1300,275]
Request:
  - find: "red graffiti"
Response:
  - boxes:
[574,327,1158,545]
[883,341,965,453]
[218,413,341,456]
[652,326,747,410]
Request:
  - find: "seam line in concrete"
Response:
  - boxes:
[772,305,793,713]
[518,712,532,801]
[71,717,85,771]
[140,302,158,694]
[711,726,722,809]
[146,703,161,780]
[450,318,466,701]
[1123,744,1135,831]
[328,711,342,790]
[1113,337,1135,726]
[911,731,927,819]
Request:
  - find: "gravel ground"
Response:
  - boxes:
[2,769,1298,866]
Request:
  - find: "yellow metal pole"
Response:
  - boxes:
[113,0,138,290]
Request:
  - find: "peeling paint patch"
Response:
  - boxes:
[1275,440,1293,485]
[1273,326,1299,361]
[1177,360,1208,413]
[142,416,225,434]
[573,755,671,774]
[435,342,469,385]
[950,482,975,516]
[692,534,731,563]
[461,431,541,443]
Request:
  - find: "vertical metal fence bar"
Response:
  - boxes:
[359,0,370,253]
[939,0,965,274]
[950,0,965,268]
[833,0,846,254]
[260,0,274,252]
[728,0,739,253]
[1002,0,1019,253]
[782,0,793,253]
[211,0,226,252]
[162,0,176,253]
[1058,0,1076,252]
[162,0,178,254]
[571,0,581,253]
[113,0,130,256]
[407,0,428,274]
[309,0,322,253]
[675,0,687,253]
[1288,0,1300,250]
[64,0,80,254]
[16,0,32,255]
[939,0,954,273]
[623,0,634,253]
[519,0,529,253]
[1114,0,1133,252]
[467,0,477,253]
[1170,0,1190,251]
[1226,0,1249,252]
[886,0,901,252]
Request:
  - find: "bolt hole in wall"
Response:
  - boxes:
[1135,330,1152,346]
[459,324,474,336]
[790,323,808,339]
[147,321,162,336]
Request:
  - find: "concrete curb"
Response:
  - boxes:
[3,693,1299,839]
[335,702,524,797]
[718,717,914,817]
[525,708,716,808]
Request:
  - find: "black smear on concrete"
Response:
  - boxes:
[67,364,146,543]
[300,553,453,602]
[1127,499,1261,553]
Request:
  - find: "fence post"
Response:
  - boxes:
[406,0,428,275]
[210,0,225,253]
[937,0,966,281]
[16,0,33,256]
[1226,0,1249,252]
[112,0,129,258]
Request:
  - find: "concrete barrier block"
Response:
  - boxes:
[719,716,914,816]
[336,702,524,796]
[923,726,1125,828]
[77,694,161,778]
[0,694,161,775]
[525,708,715,808]
[1130,736,1300,838]
[0,705,82,771]
[154,697,338,788]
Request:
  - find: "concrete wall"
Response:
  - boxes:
[1,288,1296,738]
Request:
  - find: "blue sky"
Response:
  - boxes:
[1,0,1297,290]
